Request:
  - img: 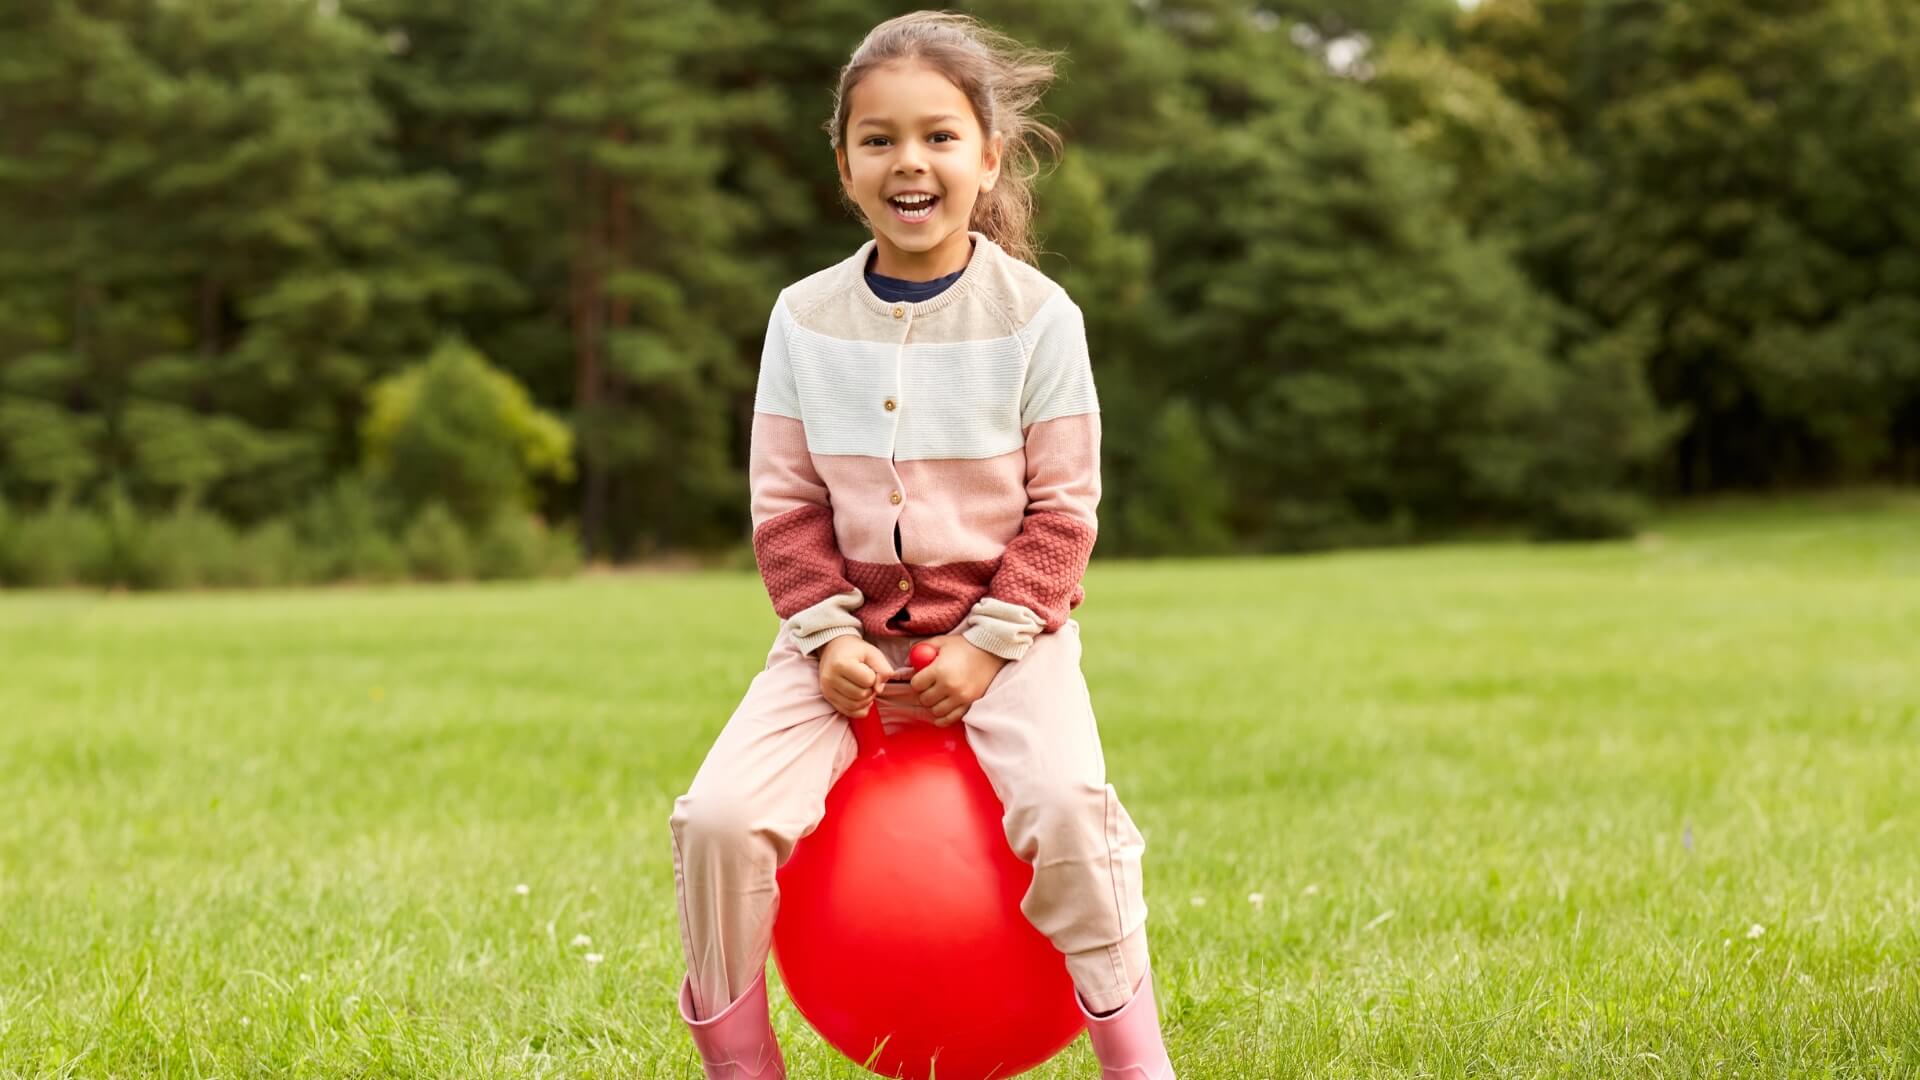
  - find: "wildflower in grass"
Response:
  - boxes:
[584,952,604,966]
[514,883,530,896]
[1746,923,1766,940]
[571,934,592,947]
[1302,883,1321,896]
[1247,892,1265,908]
[1189,895,1207,907]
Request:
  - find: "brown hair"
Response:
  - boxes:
[826,11,1063,266]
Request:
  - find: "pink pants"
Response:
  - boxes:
[670,618,1152,1017]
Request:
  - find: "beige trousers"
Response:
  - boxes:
[669,618,1151,1017]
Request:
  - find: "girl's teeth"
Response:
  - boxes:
[891,196,937,221]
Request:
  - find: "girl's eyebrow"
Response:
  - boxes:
[855,114,963,129]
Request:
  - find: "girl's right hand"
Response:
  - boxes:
[817,636,901,718]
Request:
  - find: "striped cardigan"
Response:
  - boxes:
[749,231,1100,662]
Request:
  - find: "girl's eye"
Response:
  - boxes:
[862,133,957,147]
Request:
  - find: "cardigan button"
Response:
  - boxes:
[889,490,902,504]
[884,398,897,412]
[897,578,911,592]
[891,306,905,319]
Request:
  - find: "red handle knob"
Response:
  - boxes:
[853,642,940,757]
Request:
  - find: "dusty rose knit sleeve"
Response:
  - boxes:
[959,293,1101,661]
[748,295,864,655]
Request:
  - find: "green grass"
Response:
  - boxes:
[4,493,1919,1078]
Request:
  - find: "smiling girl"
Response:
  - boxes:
[667,12,1174,1078]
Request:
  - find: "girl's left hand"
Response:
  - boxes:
[909,635,1008,726]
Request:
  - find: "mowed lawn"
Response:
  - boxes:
[3,495,1918,1079]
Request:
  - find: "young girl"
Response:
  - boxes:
[669,12,1174,1079]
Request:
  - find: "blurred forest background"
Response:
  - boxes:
[2,0,1917,588]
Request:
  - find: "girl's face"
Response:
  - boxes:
[837,61,1003,279]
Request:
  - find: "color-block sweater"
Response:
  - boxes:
[749,231,1100,663]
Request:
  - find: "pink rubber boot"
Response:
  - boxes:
[1079,965,1176,1080]
[676,969,787,1079]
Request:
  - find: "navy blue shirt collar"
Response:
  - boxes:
[864,248,966,304]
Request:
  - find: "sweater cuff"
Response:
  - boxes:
[958,596,1046,662]
[787,590,865,656]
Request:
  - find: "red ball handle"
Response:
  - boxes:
[852,642,940,757]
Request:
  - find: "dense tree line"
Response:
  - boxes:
[1,0,1914,584]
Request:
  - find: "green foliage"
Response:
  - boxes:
[121,399,314,507]
[0,390,102,498]
[403,503,474,582]
[347,0,767,556]
[1116,399,1235,556]
[1745,299,1920,477]
[2,500,112,588]
[0,481,574,588]
[107,499,309,589]
[474,511,555,581]
[1531,489,1650,542]
[1462,0,1920,488]
[363,340,574,527]
[2,0,1912,576]
[1370,38,1556,230]
[0,0,472,523]
[291,476,407,584]
[0,495,12,585]
[233,520,308,588]
[1118,22,1643,546]
[119,503,241,591]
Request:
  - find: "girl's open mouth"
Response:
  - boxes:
[888,194,939,222]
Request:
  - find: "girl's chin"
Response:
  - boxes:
[880,223,960,249]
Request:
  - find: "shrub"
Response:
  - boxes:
[404,504,473,581]
[474,511,548,580]
[122,504,240,590]
[232,520,306,587]
[363,339,574,527]
[542,520,583,578]
[0,496,12,586]
[1531,491,1648,542]
[294,477,406,583]
[6,501,112,587]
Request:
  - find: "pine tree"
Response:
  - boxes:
[0,0,465,518]
[350,0,778,557]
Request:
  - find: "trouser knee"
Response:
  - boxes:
[670,791,767,867]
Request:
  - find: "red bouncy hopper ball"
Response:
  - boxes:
[773,642,1083,1079]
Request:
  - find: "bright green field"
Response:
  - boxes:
[4,495,1919,1078]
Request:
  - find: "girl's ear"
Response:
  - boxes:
[836,146,853,189]
[981,131,1004,193]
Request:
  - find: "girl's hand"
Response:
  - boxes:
[817,636,900,718]
[909,635,1007,726]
